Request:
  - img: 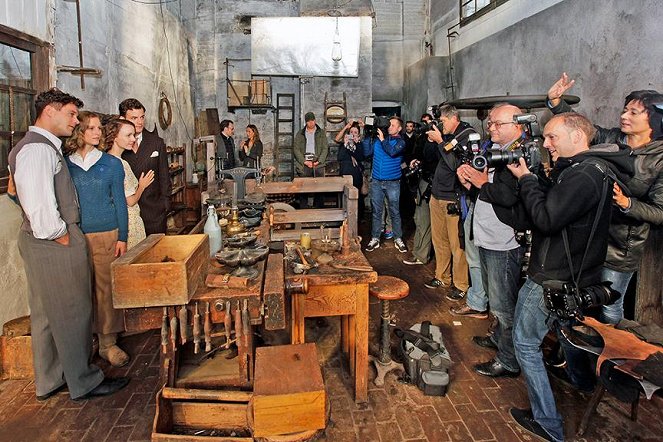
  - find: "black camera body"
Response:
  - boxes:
[364,115,390,138]
[543,280,620,320]
[414,121,444,137]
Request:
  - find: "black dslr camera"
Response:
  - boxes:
[542,280,621,320]
[364,115,390,138]
[471,114,543,170]
[414,120,444,137]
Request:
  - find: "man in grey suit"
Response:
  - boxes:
[9,89,129,401]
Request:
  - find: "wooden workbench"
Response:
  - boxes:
[285,241,378,403]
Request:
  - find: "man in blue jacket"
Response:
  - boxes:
[364,116,407,253]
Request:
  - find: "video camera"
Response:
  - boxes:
[543,280,620,320]
[364,115,390,138]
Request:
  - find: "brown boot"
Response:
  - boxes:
[98,333,130,367]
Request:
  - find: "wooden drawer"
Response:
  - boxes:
[111,234,209,308]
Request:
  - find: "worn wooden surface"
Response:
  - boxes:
[253,344,325,437]
[112,234,209,308]
[636,226,663,326]
[263,254,286,331]
[286,240,376,403]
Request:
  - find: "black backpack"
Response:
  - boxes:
[395,321,452,396]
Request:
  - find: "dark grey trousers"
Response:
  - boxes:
[18,224,104,398]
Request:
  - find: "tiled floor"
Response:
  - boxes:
[1,222,662,441]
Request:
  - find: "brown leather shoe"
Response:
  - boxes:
[450,305,488,319]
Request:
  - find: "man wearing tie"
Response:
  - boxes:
[119,98,171,235]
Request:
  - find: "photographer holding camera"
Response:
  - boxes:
[506,113,633,441]
[418,106,474,304]
[363,116,408,253]
[548,75,663,325]
[456,103,527,379]
[400,117,441,267]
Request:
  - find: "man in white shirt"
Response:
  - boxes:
[9,89,129,401]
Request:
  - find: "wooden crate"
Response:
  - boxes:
[0,316,34,380]
[111,234,209,308]
[152,387,253,441]
[253,344,325,437]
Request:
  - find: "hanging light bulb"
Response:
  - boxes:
[331,17,342,62]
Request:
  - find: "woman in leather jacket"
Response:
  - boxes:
[548,75,663,323]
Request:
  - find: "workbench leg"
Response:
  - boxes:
[354,285,369,403]
[577,385,605,437]
[291,293,305,344]
[348,315,356,377]
[341,315,349,355]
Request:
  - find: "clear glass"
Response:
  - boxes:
[0,43,32,88]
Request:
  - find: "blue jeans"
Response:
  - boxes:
[599,267,634,324]
[513,278,564,442]
[479,246,523,372]
[370,179,402,239]
[464,204,487,311]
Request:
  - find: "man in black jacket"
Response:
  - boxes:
[120,98,171,235]
[547,74,663,324]
[507,113,633,442]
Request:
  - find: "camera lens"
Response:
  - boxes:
[472,155,487,170]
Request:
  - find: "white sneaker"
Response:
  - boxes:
[365,238,380,252]
[394,238,407,253]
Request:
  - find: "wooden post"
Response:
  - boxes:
[635,226,663,326]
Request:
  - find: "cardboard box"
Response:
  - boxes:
[111,234,209,308]
[253,343,326,437]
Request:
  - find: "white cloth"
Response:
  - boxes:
[305,130,315,155]
[68,149,102,171]
[12,126,67,240]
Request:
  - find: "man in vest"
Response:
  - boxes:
[9,89,129,401]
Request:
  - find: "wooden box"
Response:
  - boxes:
[111,234,209,308]
[0,316,34,380]
[253,343,326,437]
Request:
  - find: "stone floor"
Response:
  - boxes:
[1,222,662,441]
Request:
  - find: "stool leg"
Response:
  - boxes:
[379,300,392,364]
[371,299,404,387]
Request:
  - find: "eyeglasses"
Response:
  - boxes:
[486,120,516,129]
[621,107,647,117]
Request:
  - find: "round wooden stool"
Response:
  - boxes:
[369,275,409,386]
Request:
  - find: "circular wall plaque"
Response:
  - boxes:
[158,95,172,130]
[326,104,346,124]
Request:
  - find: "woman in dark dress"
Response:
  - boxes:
[239,124,263,168]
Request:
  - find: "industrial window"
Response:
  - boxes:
[460,0,510,25]
[0,25,49,194]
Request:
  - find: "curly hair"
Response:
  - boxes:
[104,118,136,150]
[35,88,83,119]
[63,111,103,156]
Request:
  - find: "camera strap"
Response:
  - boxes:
[561,166,611,289]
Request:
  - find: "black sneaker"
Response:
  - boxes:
[394,238,407,253]
[424,278,446,289]
[445,288,466,301]
[509,408,555,441]
[365,238,380,252]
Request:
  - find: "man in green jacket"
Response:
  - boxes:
[294,112,329,177]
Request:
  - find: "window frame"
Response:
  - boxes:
[459,0,511,26]
[0,24,50,194]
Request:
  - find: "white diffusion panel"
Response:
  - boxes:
[252,17,360,78]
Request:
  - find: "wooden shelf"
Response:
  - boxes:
[171,185,185,196]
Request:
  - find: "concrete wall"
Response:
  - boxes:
[0,0,196,329]
[419,0,663,129]
[53,0,196,145]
